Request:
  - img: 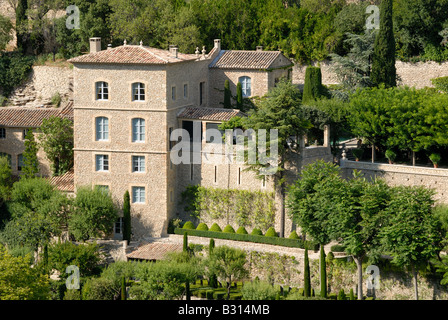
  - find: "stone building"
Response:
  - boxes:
[67,38,332,240]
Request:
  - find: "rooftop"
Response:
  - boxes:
[49,168,75,193]
[126,242,183,261]
[209,50,293,70]
[177,106,246,122]
[0,101,73,128]
[68,45,198,65]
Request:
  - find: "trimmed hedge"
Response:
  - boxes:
[182,221,195,229]
[236,226,248,234]
[251,228,263,236]
[265,227,278,237]
[174,227,319,250]
[223,224,236,233]
[209,223,222,232]
[196,223,209,231]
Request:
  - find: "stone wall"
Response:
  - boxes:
[292,60,448,89]
[8,66,74,107]
[340,159,448,204]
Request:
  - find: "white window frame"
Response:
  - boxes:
[239,76,251,97]
[132,186,145,204]
[96,81,109,101]
[96,117,109,141]
[132,155,145,173]
[95,154,109,172]
[132,82,145,101]
[132,118,145,143]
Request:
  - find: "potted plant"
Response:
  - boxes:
[429,153,441,168]
[385,149,396,164]
[351,148,363,161]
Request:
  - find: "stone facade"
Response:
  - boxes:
[340,159,448,204]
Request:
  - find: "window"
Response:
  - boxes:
[171,86,176,101]
[17,154,23,171]
[0,128,5,139]
[95,154,109,171]
[96,117,109,141]
[238,76,251,97]
[132,186,145,203]
[22,129,29,140]
[132,155,145,173]
[183,84,188,99]
[115,217,123,234]
[132,82,145,101]
[132,118,145,142]
[96,81,109,100]
[199,82,205,105]
[95,185,109,194]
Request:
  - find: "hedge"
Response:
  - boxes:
[174,227,319,250]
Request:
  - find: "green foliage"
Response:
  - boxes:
[47,241,103,280]
[0,155,12,210]
[337,289,346,300]
[181,185,275,231]
[351,148,363,161]
[223,79,231,109]
[122,191,131,244]
[431,76,448,93]
[370,0,396,88]
[288,230,299,239]
[209,223,222,232]
[302,67,326,104]
[22,129,39,178]
[82,277,117,300]
[236,226,248,235]
[251,228,263,236]
[241,280,278,300]
[0,244,50,300]
[236,82,243,110]
[39,115,74,176]
[303,248,311,297]
[182,221,195,230]
[223,224,235,233]
[69,186,118,242]
[429,153,441,165]
[0,14,13,51]
[196,222,209,231]
[51,92,61,107]
[320,245,327,298]
[0,52,35,97]
[385,149,396,163]
[264,227,277,237]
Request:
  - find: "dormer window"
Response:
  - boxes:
[132,82,145,101]
[96,81,109,100]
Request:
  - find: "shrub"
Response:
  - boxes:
[288,230,300,239]
[330,244,345,252]
[251,228,263,236]
[429,153,441,166]
[209,223,222,232]
[223,224,235,233]
[236,226,248,234]
[182,221,195,229]
[241,280,278,300]
[337,289,346,300]
[264,227,278,237]
[385,149,396,163]
[431,76,448,93]
[196,222,209,231]
[302,66,326,104]
[51,92,61,107]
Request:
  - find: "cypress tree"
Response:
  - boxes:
[302,66,325,104]
[23,129,39,178]
[121,276,126,300]
[304,248,311,297]
[223,79,231,108]
[370,0,396,88]
[183,232,188,252]
[122,191,131,244]
[209,238,217,288]
[320,244,327,298]
[236,82,243,109]
[15,0,28,53]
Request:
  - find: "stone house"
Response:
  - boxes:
[0,103,73,179]
[67,38,332,240]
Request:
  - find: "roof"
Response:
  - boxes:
[126,242,183,261]
[49,168,74,193]
[68,45,198,65]
[209,50,293,70]
[0,101,73,128]
[178,106,246,122]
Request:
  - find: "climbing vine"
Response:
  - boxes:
[180,185,275,231]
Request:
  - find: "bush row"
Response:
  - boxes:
[175,223,319,250]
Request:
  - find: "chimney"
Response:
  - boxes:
[214,39,221,51]
[169,45,178,58]
[256,46,263,51]
[89,37,102,53]
[107,44,112,50]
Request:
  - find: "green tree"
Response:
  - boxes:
[0,244,50,300]
[303,247,311,297]
[370,0,396,88]
[207,245,248,300]
[22,129,40,178]
[69,186,118,241]
[236,82,243,110]
[122,190,131,244]
[380,186,443,300]
[302,66,326,104]
[0,155,12,212]
[15,0,28,53]
[39,115,74,176]
[223,79,231,109]
[0,14,13,51]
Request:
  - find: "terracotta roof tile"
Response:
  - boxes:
[126,242,183,261]
[0,101,73,128]
[49,168,74,193]
[68,45,198,65]
[209,50,293,70]
[177,106,246,122]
